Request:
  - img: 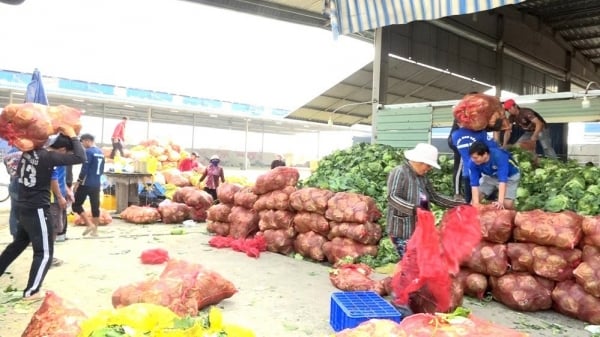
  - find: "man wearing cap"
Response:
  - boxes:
[199,155,225,202]
[386,143,465,258]
[502,99,557,158]
[178,152,200,172]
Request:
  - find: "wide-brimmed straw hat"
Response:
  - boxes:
[404,143,441,169]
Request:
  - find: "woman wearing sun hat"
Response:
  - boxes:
[386,143,465,258]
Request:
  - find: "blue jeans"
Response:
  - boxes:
[8,177,19,239]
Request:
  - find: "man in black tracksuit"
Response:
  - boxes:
[0,127,85,299]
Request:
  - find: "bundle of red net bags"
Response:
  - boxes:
[392,206,482,313]
[0,103,83,151]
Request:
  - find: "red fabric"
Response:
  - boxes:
[112,120,126,140]
[178,158,199,172]
[140,248,170,264]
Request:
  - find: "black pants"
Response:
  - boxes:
[0,207,52,297]
[110,141,124,159]
[204,187,218,203]
[72,185,101,217]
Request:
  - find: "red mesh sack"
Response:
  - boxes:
[583,245,600,263]
[456,268,489,299]
[184,189,213,208]
[253,186,296,211]
[513,209,583,249]
[289,187,334,214]
[216,182,242,204]
[552,280,600,324]
[322,237,378,264]
[478,204,515,243]
[73,209,112,226]
[258,227,296,255]
[120,205,161,224]
[490,272,554,311]
[158,200,190,224]
[209,235,267,258]
[208,235,235,248]
[327,221,382,245]
[294,231,329,261]
[329,263,385,295]
[47,105,83,134]
[582,215,600,247]
[207,204,232,222]
[439,205,482,274]
[140,248,170,264]
[464,241,509,277]
[22,291,87,337]
[206,221,230,236]
[398,313,529,336]
[531,246,581,281]
[574,256,600,297]
[253,166,300,195]
[506,242,537,273]
[172,186,195,203]
[258,209,294,231]
[325,192,381,223]
[452,93,503,131]
[228,206,259,239]
[293,211,330,235]
[392,207,481,313]
[233,187,258,209]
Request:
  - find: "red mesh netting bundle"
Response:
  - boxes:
[208,235,267,258]
[452,93,506,131]
[392,206,481,313]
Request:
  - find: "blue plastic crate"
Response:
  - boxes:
[329,291,402,332]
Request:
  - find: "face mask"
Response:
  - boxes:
[210,160,220,166]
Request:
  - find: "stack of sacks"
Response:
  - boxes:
[254,185,297,254]
[289,187,335,261]
[458,204,516,300]
[206,183,242,236]
[460,207,600,324]
[321,192,381,264]
[239,167,299,244]
[228,186,260,239]
[171,186,213,222]
[555,215,600,323]
[496,210,583,313]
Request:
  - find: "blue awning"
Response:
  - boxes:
[328,0,526,37]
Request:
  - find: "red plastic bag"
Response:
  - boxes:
[140,248,170,264]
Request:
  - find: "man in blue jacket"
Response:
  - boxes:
[468,141,520,210]
[451,125,500,203]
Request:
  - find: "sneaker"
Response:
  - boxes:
[22,292,44,302]
[51,257,63,267]
[56,234,66,242]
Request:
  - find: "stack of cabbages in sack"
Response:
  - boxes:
[253,183,297,255]
[0,103,82,151]
[171,186,213,222]
[452,93,510,132]
[205,183,242,235]
[461,207,600,324]
[321,192,382,264]
[289,187,335,261]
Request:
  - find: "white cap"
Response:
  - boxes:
[404,143,441,169]
[210,155,220,160]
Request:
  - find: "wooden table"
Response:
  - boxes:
[104,172,153,213]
